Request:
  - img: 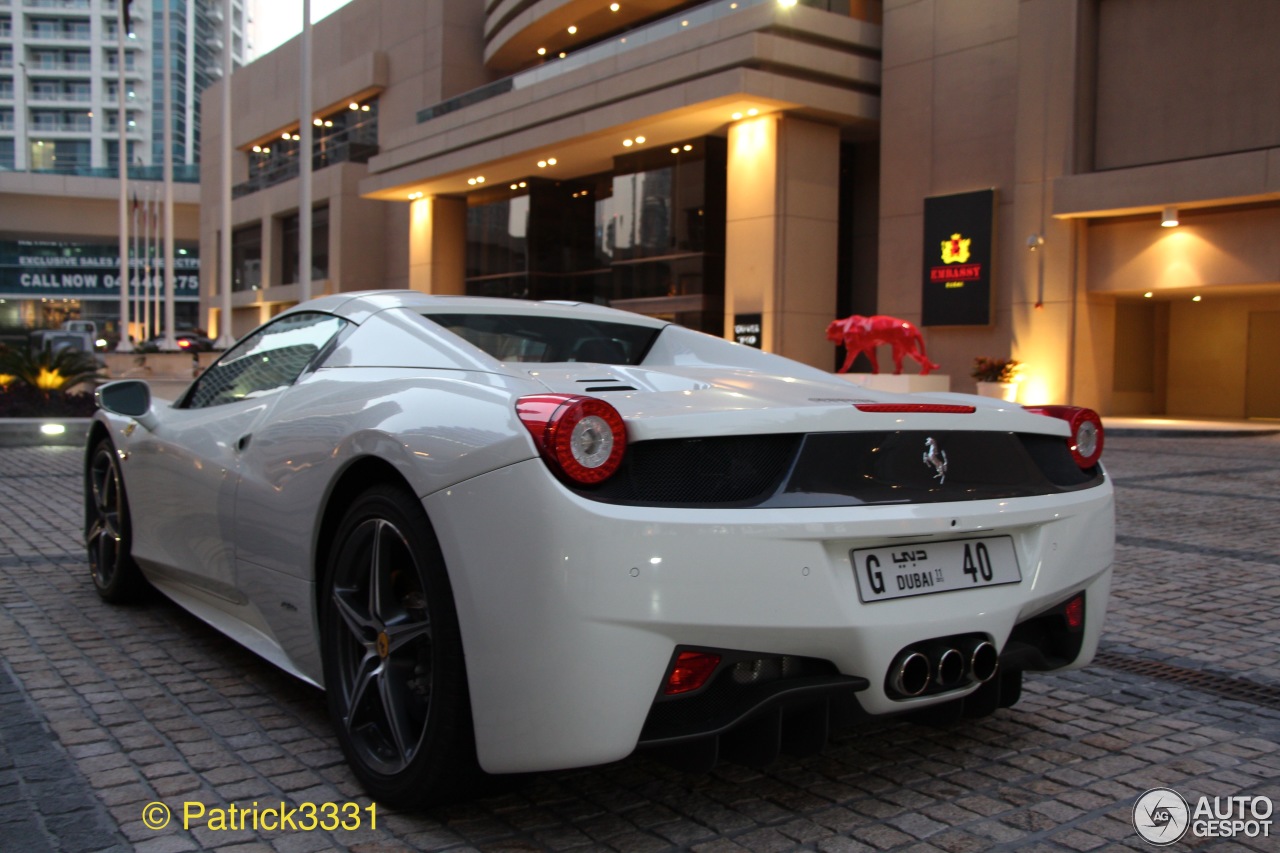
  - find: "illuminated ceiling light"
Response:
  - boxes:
[1161,205,1179,227]
[731,112,743,120]
[510,183,518,190]
[567,25,577,34]
[281,132,290,139]
[467,178,476,185]
[1192,295,1202,302]
[349,102,359,110]
[635,135,645,144]
[361,105,370,111]
[747,108,759,116]
[324,120,333,127]
[547,157,557,165]
[558,52,567,58]
[683,144,692,151]
[252,145,261,152]
[538,160,548,168]
[622,139,633,147]
[731,2,739,7]
[778,0,798,6]
[1143,291,1153,298]
[537,47,546,56]
[312,118,323,126]
[292,134,300,140]
[610,2,620,10]
[263,147,270,153]
[671,147,680,154]
[681,19,689,26]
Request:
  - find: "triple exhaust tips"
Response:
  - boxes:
[889,639,998,698]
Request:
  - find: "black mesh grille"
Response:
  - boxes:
[639,651,857,744]
[572,434,801,506]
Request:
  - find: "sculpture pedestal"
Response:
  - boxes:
[836,373,952,394]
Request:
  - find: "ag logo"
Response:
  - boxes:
[941,232,971,264]
[1133,787,1190,845]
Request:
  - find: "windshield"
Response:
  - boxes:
[426,312,661,365]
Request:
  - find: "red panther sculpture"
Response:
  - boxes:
[826,315,940,375]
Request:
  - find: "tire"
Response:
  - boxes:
[320,484,483,808]
[85,438,146,603]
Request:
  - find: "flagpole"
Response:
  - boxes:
[115,0,133,352]
[131,188,139,344]
[215,0,235,349]
[159,0,178,351]
[146,185,155,342]
[298,0,313,303]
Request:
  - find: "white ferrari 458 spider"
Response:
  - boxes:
[85,291,1114,806]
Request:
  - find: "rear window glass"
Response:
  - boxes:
[426,313,660,365]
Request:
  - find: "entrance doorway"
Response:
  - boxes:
[1246,310,1280,418]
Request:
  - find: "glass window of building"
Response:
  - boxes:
[231,224,262,292]
[279,205,329,285]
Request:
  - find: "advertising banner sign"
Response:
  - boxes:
[0,240,200,300]
[922,190,995,326]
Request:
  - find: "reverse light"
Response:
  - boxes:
[664,651,721,695]
[1024,405,1104,468]
[516,394,627,485]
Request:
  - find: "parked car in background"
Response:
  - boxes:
[86,292,1115,807]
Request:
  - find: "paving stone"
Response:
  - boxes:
[2,438,1280,851]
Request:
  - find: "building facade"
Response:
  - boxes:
[0,0,249,343]
[200,0,1280,418]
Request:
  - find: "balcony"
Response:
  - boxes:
[27,89,91,103]
[24,27,91,41]
[25,0,91,10]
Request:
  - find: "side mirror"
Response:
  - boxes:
[96,380,160,432]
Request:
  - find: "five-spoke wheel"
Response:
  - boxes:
[321,485,480,807]
[86,439,143,602]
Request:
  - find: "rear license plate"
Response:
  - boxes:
[851,536,1021,603]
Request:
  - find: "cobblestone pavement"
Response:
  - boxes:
[1,435,1278,852]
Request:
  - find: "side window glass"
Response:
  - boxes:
[184,312,347,409]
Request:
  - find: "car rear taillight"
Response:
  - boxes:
[1024,405,1104,469]
[516,394,627,485]
[664,651,722,695]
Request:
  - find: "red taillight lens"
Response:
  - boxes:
[1024,405,1104,468]
[664,651,722,695]
[1064,594,1085,631]
[177,339,191,349]
[516,394,627,485]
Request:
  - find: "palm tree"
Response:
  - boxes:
[0,345,104,396]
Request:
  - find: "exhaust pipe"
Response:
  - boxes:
[890,651,931,697]
[934,647,965,689]
[969,640,999,683]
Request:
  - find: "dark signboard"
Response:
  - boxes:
[922,189,995,326]
[733,313,762,348]
[0,240,200,300]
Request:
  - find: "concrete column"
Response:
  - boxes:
[408,196,466,295]
[724,116,840,368]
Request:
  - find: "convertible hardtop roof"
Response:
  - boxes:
[286,291,671,329]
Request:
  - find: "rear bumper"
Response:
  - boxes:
[424,459,1114,774]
